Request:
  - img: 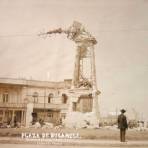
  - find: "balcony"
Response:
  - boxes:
[0,102,26,108]
[0,102,68,110]
[33,103,68,110]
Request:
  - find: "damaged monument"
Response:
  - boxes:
[0,21,100,128]
[41,21,101,128]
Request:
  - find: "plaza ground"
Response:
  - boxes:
[0,127,148,140]
[0,141,148,148]
[0,144,147,148]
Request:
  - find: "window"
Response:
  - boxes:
[73,102,77,111]
[3,93,9,103]
[62,93,68,104]
[48,97,51,103]
[48,93,53,103]
[47,113,53,118]
[32,92,38,103]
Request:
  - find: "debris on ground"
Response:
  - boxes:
[29,122,41,128]
[42,122,53,129]
[64,112,99,129]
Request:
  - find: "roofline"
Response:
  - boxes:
[0,77,72,88]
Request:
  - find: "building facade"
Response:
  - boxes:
[0,78,73,126]
[0,77,94,127]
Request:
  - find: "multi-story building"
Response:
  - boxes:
[0,78,72,126]
[0,77,94,127]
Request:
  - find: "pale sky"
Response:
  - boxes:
[0,0,148,119]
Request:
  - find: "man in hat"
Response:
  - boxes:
[118,109,128,142]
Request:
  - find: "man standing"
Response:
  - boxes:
[118,109,128,142]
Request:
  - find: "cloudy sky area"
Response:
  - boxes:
[0,0,148,119]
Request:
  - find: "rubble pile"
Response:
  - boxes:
[29,122,54,129]
[64,112,99,129]
[30,122,41,128]
[42,122,53,129]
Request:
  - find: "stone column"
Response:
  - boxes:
[25,103,33,127]
[90,46,100,119]
[11,110,15,126]
[24,111,26,126]
[21,110,23,126]
[2,110,5,123]
[12,110,15,122]
[72,47,81,88]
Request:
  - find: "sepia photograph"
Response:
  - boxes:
[0,0,148,147]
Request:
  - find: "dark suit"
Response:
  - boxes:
[118,113,128,142]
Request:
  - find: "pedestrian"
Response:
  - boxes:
[118,109,128,142]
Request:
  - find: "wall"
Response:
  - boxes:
[0,85,22,103]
